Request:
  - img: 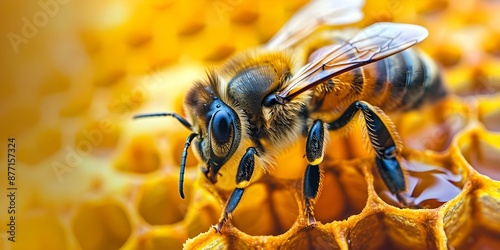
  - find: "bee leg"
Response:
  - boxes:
[303,120,326,225]
[328,101,407,205]
[304,164,321,225]
[179,132,198,199]
[213,147,256,233]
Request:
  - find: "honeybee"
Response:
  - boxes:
[135,0,446,232]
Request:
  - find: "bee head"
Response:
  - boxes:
[184,79,242,183]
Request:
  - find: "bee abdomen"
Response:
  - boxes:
[372,49,446,111]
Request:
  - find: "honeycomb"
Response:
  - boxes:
[0,0,499,249]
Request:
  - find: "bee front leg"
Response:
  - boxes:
[303,120,326,225]
[328,101,407,205]
[213,147,256,233]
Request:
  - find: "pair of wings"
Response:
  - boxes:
[266,0,429,103]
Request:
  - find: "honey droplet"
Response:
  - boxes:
[376,158,463,208]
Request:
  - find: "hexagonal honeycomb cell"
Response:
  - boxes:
[1,0,500,249]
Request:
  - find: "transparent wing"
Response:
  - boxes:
[276,22,429,102]
[266,0,364,50]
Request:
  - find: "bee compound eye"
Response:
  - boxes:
[211,110,233,144]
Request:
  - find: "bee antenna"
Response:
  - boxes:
[179,133,198,199]
[133,112,192,130]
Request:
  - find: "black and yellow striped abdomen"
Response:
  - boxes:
[308,48,447,117]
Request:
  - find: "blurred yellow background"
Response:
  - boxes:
[0,0,500,249]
